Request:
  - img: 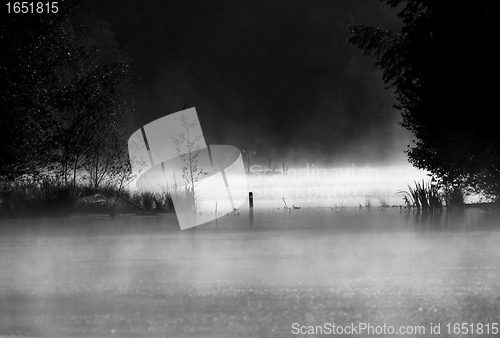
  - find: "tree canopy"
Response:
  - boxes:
[0,1,133,186]
[348,0,496,201]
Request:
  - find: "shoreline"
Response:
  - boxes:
[1,201,498,222]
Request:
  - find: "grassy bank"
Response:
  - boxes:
[0,181,175,218]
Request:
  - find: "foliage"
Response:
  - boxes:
[0,175,175,218]
[0,1,133,187]
[348,1,497,200]
[0,2,139,217]
[0,175,77,217]
[398,180,442,211]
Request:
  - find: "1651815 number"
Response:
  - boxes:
[6,2,59,14]
[446,323,499,335]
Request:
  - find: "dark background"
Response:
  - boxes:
[78,0,406,167]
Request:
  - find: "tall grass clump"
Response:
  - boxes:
[124,189,173,214]
[167,185,202,214]
[398,180,442,211]
[140,190,172,212]
[0,176,78,217]
[0,175,177,218]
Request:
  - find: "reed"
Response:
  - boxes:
[398,180,442,211]
[0,177,177,218]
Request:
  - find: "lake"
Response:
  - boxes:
[0,207,499,337]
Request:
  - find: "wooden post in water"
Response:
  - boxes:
[249,192,254,227]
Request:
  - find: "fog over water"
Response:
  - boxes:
[1,207,499,336]
[133,164,431,213]
[245,165,430,208]
[1,209,499,289]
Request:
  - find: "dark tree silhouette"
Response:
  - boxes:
[0,1,133,186]
[348,0,496,202]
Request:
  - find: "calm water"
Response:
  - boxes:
[1,208,499,337]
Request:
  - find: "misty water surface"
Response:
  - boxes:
[0,208,499,337]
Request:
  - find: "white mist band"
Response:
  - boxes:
[127,108,248,229]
